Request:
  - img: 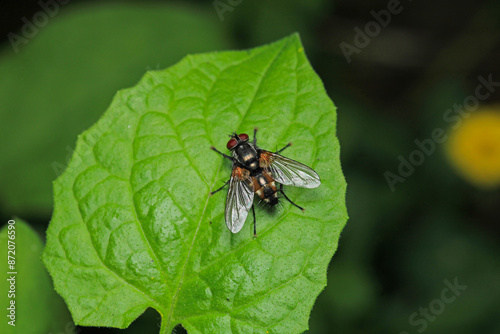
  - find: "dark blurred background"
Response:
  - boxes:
[1,0,500,333]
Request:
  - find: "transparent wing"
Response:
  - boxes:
[225,174,254,233]
[264,151,321,188]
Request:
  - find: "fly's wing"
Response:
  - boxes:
[263,151,321,188]
[225,173,254,233]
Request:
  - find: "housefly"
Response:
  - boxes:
[210,128,321,236]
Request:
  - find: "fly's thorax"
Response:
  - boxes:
[234,142,259,170]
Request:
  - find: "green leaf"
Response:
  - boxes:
[0,2,229,215]
[0,219,74,334]
[43,34,347,333]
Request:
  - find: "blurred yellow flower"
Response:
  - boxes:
[447,107,500,188]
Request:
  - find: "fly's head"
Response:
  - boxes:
[226,133,250,151]
[227,132,256,166]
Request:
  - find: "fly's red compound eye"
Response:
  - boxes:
[227,138,238,150]
[238,133,249,141]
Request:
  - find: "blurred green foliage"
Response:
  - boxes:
[0,219,73,334]
[0,2,229,216]
[221,0,330,48]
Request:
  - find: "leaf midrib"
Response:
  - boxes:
[162,39,291,332]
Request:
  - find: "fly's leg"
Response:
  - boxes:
[279,184,304,211]
[210,179,230,196]
[253,127,258,145]
[252,204,257,237]
[276,142,292,154]
[211,146,233,160]
[209,146,233,195]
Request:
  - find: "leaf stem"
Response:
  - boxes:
[160,319,174,334]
